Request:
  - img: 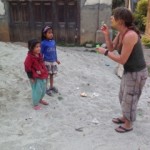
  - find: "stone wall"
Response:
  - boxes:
[80,0,112,44]
[0,0,10,42]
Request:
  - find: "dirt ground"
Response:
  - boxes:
[143,47,150,75]
[0,42,150,150]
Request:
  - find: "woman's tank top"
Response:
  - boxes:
[116,31,146,72]
[123,38,146,72]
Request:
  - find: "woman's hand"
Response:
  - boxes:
[96,47,106,55]
[100,24,109,36]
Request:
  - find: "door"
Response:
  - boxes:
[66,0,78,44]
[32,1,43,40]
[56,0,79,44]
[56,0,66,43]
[9,1,29,41]
[9,0,80,44]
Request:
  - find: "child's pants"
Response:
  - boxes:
[31,79,47,106]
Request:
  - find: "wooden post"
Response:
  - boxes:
[145,0,150,37]
[125,0,129,8]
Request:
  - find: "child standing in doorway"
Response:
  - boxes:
[41,26,60,96]
[24,39,49,110]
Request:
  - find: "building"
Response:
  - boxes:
[0,0,112,45]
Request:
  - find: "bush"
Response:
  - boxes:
[134,0,148,32]
[142,35,150,48]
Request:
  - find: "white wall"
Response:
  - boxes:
[85,0,112,6]
[0,0,5,15]
[80,0,112,44]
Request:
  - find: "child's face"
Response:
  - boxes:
[33,43,41,54]
[45,29,53,40]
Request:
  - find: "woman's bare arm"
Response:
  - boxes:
[107,31,138,64]
[101,24,119,51]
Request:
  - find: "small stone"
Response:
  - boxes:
[80,92,87,97]
[105,64,110,66]
[58,96,63,101]
[75,127,83,132]
[17,130,24,136]
[91,118,99,124]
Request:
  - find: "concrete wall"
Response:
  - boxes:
[80,0,112,44]
[0,0,5,15]
[0,0,10,42]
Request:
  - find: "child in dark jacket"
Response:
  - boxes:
[24,39,49,110]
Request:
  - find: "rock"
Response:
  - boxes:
[91,118,99,124]
[80,92,88,97]
[58,96,63,101]
[75,127,84,132]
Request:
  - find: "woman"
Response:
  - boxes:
[97,7,148,133]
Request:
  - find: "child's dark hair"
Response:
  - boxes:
[113,7,140,37]
[41,25,53,41]
[28,39,40,51]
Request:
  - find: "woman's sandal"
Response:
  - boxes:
[40,100,49,105]
[34,105,42,110]
[112,118,125,124]
[115,126,133,133]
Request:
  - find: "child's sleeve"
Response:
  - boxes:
[24,56,33,79]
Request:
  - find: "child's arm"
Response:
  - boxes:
[55,46,60,64]
[24,56,34,81]
[56,60,60,64]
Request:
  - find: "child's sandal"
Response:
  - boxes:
[34,105,42,110]
[40,100,49,105]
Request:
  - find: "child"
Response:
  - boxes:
[24,39,49,110]
[41,26,60,96]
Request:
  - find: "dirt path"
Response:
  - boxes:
[0,42,150,150]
